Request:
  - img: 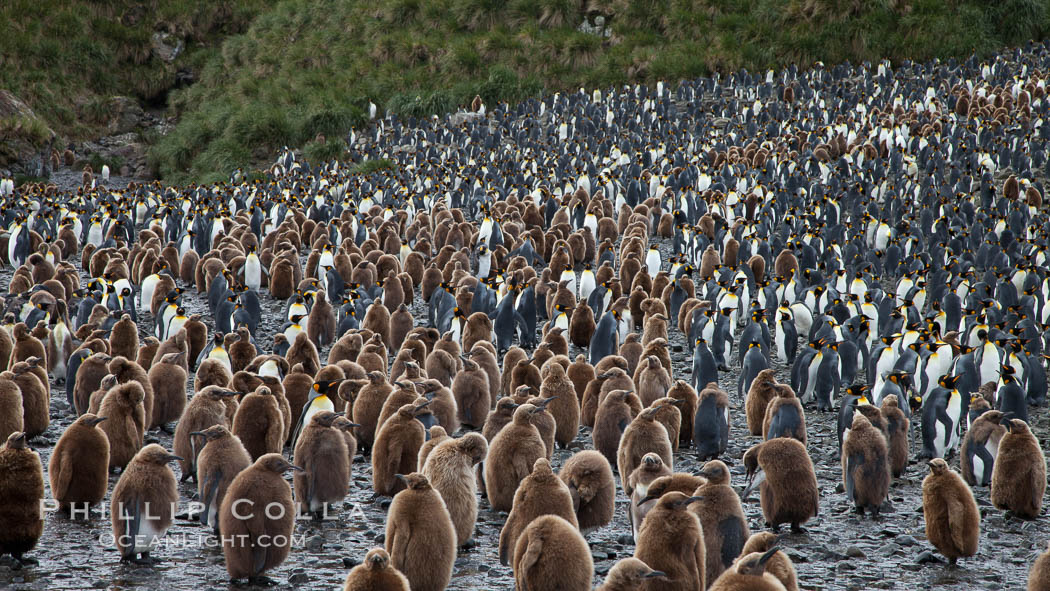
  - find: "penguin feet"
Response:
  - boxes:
[246,575,278,586]
[790,524,808,534]
[11,554,37,570]
[126,552,159,566]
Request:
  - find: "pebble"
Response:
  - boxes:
[845,546,865,558]
[306,535,325,551]
[916,550,942,564]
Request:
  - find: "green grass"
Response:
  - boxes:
[4,0,1050,183]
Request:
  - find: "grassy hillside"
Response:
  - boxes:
[0,1,260,143]
[3,0,1048,184]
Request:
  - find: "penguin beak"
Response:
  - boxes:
[167,454,184,463]
[643,570,667,579]
[533,397,556,411]
[289,464,305,472]
[758,547,780,566]
[741,468,765,501]
[89,416,108,426]
[394,474,407,484]
[413,400,433,413]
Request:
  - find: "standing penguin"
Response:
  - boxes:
[372,400,430,497]
[991,418,1047,519]
[960,409,1005,487]
[920,374,965,459]
[0,432,43,569]
[634,491,706,591]
[559,450,616,533]
[220,454,301,585]
[694,382,730,460]
[742,438,819,532]
[922,459,980,565]
[232,386,285,461]
[98,381,147,470]
[540,362,579,448]
[486,403,547,512]
[513,515,594,591]
[692,460,750,583]
[421,433,488,547]
[193,424,251,532]
[148,351,188,430]
[293,410,350,519]
[879,395,910,478]
[385,473,456,591]
[738,533,797,591]
[618,407,674,495]
[453,356,490,430]
[499,457,578,565]
[110,444,180,564]
[342,548,410,591]
[841,413,890,516]
[596,558,667,591]
[49,414,110,513]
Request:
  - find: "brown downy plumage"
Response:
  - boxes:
[0,432,44,567]
[960,409,1004,486]
[416,378,459,434]
[148,351,188,429]
[499,457,578,565]
[98,381,147,470]
[618,407,673,496]
[110,444,179,563]
[742,438,819,532]
[709,547,788,591]
[228,327,256,375]
[417,426,450,468]
[372,401,430,497]
[109,314,139,361]
[307,289,337,348]
[232,386,285,461]
[453,356,490,429]
[667,380,698,448]
[878,394,909,478]
[738,533,797,591]
[691,460,750,583]
[281,363,314,430]
[108,356,155,434]
[1028,541,1050,591]
[11,323,45,368]
[389,304,414,352]
[512,515,593,591]
[762,384,806,445]
[648,397,684,452]
[559,450,615,533]
[634,491,706,591]
[220,454,299,582]
[342,548,410,591]
[287,331,322,376]
[569,300,595,348]
[596,557,667,591]
[421,432,488,547]
[635,356,672,407]
[363,301,392,350]
[745,369,779,435]
[351,372,393,453]
[49,414,110,512]
[485,403,547,512]
[990,418,1046,519]
[136,336,160,371]
[0,371,22,443]
[626,453,673,538]
[294,411,350,518]
[385,473,456,591]
[567,354,594,406]
[193,424,251,532]
[173,386,237,482]
[72,352,111,416]
[923,458,980,565]
[539,362,579,448]
[10,361,48,438]
[484,397,520,442]
[510,357,542,394]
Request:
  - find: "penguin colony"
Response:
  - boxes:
[6,45,1050,590]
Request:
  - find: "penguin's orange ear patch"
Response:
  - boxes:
[313,383,320,391]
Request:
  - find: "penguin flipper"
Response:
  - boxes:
[844,453,862,502]
[122,497,142,558]
[201,471,221,527]
[972,444,995,486]
[946,496,971,551]
[935,407,954,449]
[718,516,746,569]
[618,418,629,434]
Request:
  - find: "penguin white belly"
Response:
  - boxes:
[303,397,335,428]
[245,256,262,291]
[141,275,160,310]
[804,353,823,400]
[284,325,303,343]
[7,225,21,266]
[774,325,788,363]
[259,360,281,380]
[450,318,463,344]
[645,250,661,276]
[944,394,962,453]
[208,349,233,375]
[554,313,569,332]
[87,224,103,248]
[579,273,595,302]
[131,515,166,554]
[978,348,1000,386]
[478,255,491,279]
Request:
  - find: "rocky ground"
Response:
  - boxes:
[0,236,1047,591]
